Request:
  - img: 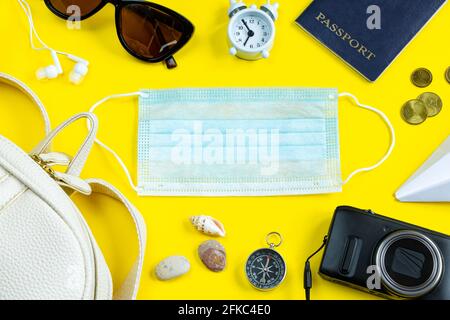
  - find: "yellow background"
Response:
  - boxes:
[1,0,450,300]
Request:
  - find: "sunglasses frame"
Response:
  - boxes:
[44,0,194,65]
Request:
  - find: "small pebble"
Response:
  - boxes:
[198,240,226,272]
[155,255,190,280]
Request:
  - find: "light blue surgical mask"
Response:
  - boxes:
[90,89,395,196]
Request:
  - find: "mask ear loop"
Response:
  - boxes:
[87,92,147,192]
[338,92,396,185]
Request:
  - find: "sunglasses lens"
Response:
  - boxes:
[47,0,102,17]
[120,4,188,59]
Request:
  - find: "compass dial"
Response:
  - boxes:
[245,248,286,290]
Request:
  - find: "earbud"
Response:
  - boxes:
[36,65,60,80]
[69,62,88,85]
[35,50,90,84]
[67,55,89,85]
[17,0,89,84]
[36,49,63,80]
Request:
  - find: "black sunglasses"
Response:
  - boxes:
[44,0,194,68]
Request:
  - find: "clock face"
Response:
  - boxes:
[231,12,272,51]
[245,248,286,290]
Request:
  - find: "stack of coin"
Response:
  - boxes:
[401,92,443,125]
[403,68,446,125]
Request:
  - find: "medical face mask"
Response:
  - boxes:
[90,88,395,196]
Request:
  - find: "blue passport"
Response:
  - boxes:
[296,0,447,81]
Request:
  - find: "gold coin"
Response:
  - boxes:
[411,68,433,88]
[417,92,443,117]
[401,99,428,125]
[446,67,450,84]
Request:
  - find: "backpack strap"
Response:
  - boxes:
[31,112,98,177]
[0,72,95,174]
[86,178,147,300]
[0,72,51,136]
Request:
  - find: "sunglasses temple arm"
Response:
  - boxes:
[164,56,177,69]
[146,15,178,69]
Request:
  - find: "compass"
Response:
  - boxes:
[245,232,286,290]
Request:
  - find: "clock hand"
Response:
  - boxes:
[242,19,251,32]
[241,19,255,47]
[243,35,250,47]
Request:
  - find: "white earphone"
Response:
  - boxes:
[18,0,90,85]
[67,54,89,85]
[36,49,63,80]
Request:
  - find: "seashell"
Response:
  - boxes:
[198,240,226,272]
[155,256,190,280]
[190,215,226,237]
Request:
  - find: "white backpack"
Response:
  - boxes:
[0,72,146,300]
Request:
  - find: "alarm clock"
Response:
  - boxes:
[227,0,279,60]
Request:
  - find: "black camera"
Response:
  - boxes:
[319,206,450,299]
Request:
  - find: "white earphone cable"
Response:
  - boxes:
[17,0,85,63]
[17,0,49,51]
[88,92,145,192]
[339,92,396,184]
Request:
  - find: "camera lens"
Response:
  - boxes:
[375,230,443,298]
